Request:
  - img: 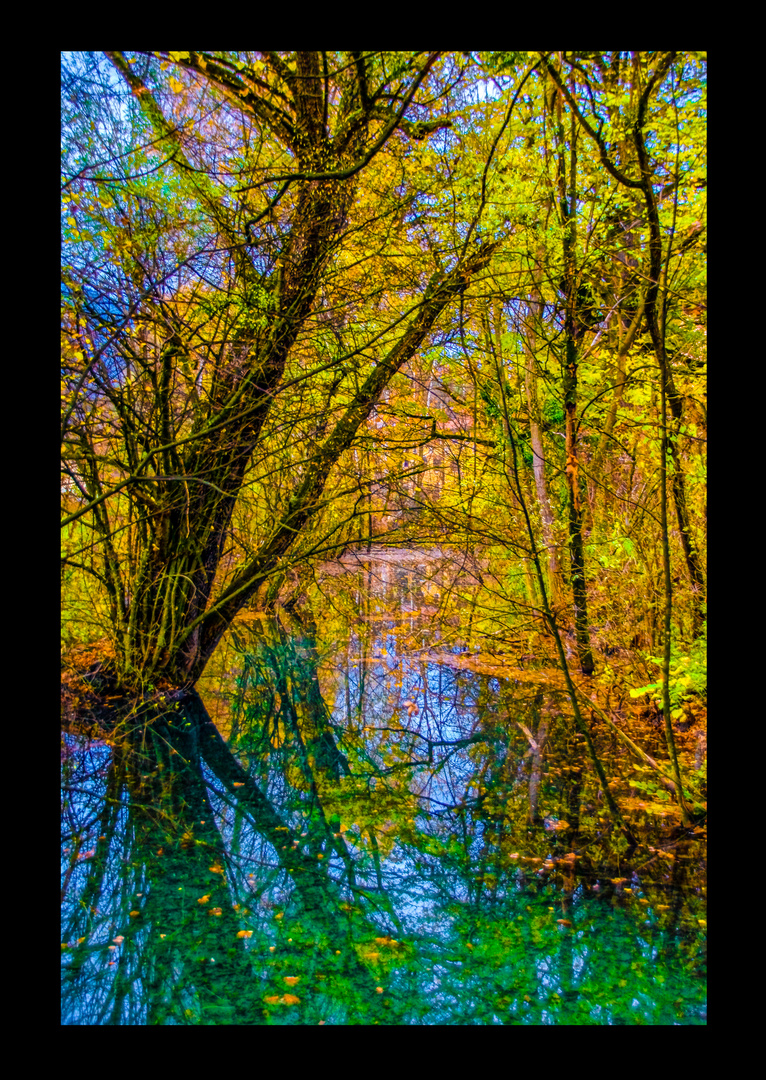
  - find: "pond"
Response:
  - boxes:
[61,549,706,1025]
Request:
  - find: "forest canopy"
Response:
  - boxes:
[61,51,706,719]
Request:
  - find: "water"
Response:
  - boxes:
[61,550,706,1024]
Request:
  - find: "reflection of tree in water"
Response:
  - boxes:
[62,602,706,1024]
[61,639,402,1024]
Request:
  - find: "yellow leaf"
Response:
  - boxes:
[169,77,184,94]
[237,930,253,938]
[283,976,299,986]
[197,894,211,904]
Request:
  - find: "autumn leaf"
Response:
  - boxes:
[282,993,300,1005]
[283,976,300,986]
[197,894,211,904]
[237,930,253,938]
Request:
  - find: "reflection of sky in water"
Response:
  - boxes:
[62,553,706,1024]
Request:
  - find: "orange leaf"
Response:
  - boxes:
[283,976,299,986]
[237,930,253,938]
[282,993,300,1005]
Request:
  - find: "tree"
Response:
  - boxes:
[61,51,498,702]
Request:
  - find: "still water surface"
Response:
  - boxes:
[61,551,706,1024]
